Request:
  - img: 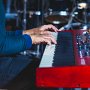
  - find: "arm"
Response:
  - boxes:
[0,0,59,56]
[23,25,58,45]
[0,34,32,55]
[6,30,23,36]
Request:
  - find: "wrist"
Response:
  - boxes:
[23,34,32,49]
[23,30,29,35]
[23,29,35,35]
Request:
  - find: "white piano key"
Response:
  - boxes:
[39,44,56,67]
[39,32,58,67]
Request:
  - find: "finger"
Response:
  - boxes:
[45,37,57,44]
[43,35,57,44]
[45,24,58,32]
[49,24,59,32]
[58,27,65,31]
[40,31,52,35]
[39,38,51,45]
[40,24,58,32]
[44,39,51,45]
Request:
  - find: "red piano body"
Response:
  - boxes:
[36,30,90,88]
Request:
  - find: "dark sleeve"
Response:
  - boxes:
[0,34,32,55]
[6,30,23,36]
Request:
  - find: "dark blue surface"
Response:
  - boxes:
[0,55,33,88]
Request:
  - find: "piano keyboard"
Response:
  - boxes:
[39,31,75,67]
[36,30,90,88]
[39,32,58,67]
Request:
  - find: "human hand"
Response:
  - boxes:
[38,24,59,32]
[23,24,58,45]
[30,34,57,45]
[23,24,59,35]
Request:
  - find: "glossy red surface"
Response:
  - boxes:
[36,66,90,88]
[36,30,90,88]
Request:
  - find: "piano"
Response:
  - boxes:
[36,30,90,88]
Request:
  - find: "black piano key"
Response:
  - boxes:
[52,32,75,67]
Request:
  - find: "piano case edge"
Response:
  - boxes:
[36,66,90,88]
